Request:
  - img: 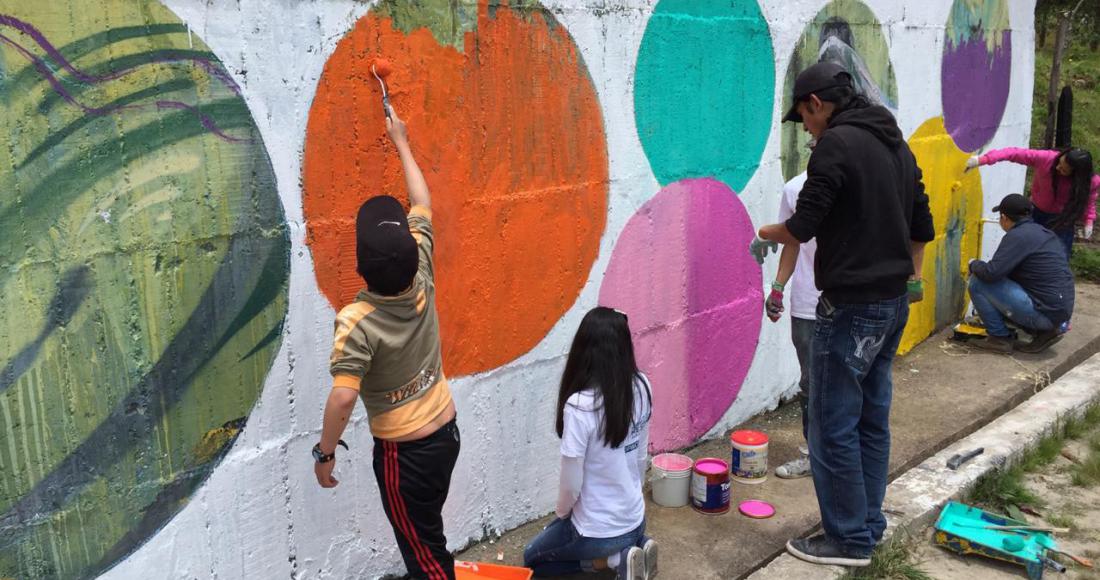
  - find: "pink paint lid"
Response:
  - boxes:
[739,500,776,519]
[652,453,693,472]
[731,430,768,446]
[694,458,728,474]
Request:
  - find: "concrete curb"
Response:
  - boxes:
[747,352,1100,579]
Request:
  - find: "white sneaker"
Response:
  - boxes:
[641,536,658,579]
[775,456,811,479]
[616,546,644,580]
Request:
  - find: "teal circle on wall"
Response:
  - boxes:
[634,0,775,192]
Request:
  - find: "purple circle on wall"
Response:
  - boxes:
[599,178,762,452]
[941,0,1012,152]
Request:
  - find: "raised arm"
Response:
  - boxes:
[386,108,430,209]
[978,147,1058,169]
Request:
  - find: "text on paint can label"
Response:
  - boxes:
[691,472,730,512]
[732,448,768,479]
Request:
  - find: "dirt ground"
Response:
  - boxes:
[913,435,1100,580]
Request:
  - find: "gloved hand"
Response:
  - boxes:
[964,156,980,172]
[765,284,784,322]
[907,278,924,303]
[749,236,778,265]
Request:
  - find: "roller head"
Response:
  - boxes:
[371,58,393,79]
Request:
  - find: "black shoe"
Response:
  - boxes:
[970,334,1014,354]
[1015,329,1063,354]
[786,535,871,567]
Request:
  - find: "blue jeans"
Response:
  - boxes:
[1032,208,1074,260]
[523,516,645,577]
[808,294,909,556]
[792,316,815,441]
[968,277,1053,338]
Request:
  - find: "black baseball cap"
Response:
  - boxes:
[992,194,1032,219]
[783,61,853,123]
[355,195,418,295]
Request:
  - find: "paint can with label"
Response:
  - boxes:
[649,453,693,508]
[691,458,730,514]
[731,430,769,484]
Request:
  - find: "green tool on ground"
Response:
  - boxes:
[934,501,1069,579]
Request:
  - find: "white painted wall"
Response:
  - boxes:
[101,1,1035,577]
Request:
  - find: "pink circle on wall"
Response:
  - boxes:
[600,178,763,452]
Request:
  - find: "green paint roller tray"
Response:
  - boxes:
[934,501,1061,579]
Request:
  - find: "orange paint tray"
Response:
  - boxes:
[454,560,533,580]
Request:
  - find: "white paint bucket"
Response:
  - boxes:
[650,453,693,508]
[731,430,769,484]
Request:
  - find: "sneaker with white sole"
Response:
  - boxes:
[786,534,871,567]
[616,546,644,580]
[640,536,658,579]
[775,456,811,479]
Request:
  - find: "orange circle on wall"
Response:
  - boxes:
[303,3,609,378]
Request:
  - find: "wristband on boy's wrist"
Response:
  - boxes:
[771,281,786,292]
[312,439,349,463]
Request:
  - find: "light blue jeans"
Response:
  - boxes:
[968,277,1053,338]
[523,516,645,576]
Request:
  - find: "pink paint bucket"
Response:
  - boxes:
[650,453,693,508]
[691,458,730,515]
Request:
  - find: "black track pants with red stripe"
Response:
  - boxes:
[373,418,460,580]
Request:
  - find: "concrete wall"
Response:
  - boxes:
[0,0,1034,578]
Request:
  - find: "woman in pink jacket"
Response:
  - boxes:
[968,147,1097,258]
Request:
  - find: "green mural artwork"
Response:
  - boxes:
[0,2,289,579]
[780,0,898,181]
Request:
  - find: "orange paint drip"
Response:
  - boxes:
[303,2,609,378]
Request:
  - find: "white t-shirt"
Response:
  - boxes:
[560,375,651,538]
[778,172,821,320]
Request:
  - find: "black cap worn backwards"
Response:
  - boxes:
[992,194,1033,220]
[783,61,853,123]
[355,195,418,296]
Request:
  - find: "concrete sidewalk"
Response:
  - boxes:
[456,283,1100,579]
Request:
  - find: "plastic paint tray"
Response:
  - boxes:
[454,561,533,580]
[933,501,1058,579]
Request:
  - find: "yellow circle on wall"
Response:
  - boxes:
[900,117,984,354]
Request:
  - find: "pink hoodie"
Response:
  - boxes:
[979,147,1098,226]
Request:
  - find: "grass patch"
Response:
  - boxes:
[970,407,1100,511]
[969,465,1043,513]
[1086,404,1100,426]
[1019,432,1066,471]
[1046,513,1078,530]
[1071,434,1100,487]
[845,535,932,580]
[1071,246,1100,282]
[1064,412,1091,440]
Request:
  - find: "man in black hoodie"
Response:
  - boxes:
[757,62,935,567]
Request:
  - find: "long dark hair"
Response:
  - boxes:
[555,307,651,448]
[1049,148,1094,230]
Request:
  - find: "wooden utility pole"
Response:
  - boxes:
[1043,0,1086,148]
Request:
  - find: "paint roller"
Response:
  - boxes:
[370,57,393,119]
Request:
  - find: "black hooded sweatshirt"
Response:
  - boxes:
[785,103,936,304]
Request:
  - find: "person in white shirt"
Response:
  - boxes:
[766,168,821,479]
[523,307,657,580]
